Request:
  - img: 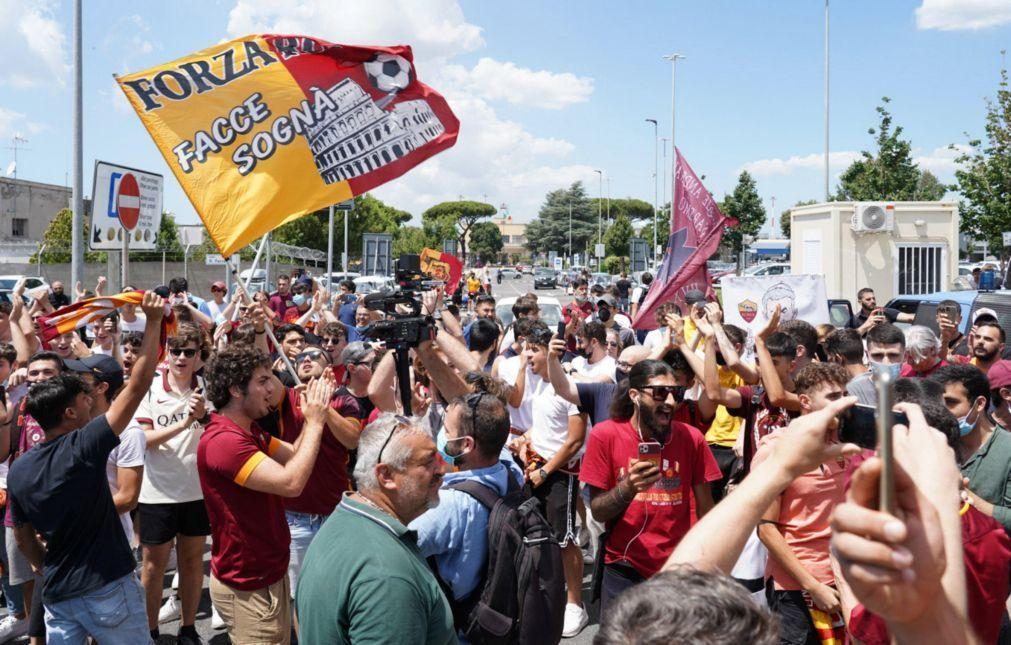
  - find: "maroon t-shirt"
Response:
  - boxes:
[198,413,289,590]
[279,388,360,515]
[5,397,46,528]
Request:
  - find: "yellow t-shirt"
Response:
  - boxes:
[705,366,745,447]
[466,278,481,294]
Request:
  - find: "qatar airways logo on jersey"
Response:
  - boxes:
[156,411,190,427]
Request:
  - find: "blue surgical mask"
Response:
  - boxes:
[436,430,467,466]
[293,294,307,307]
[958,400,981,437]
[870,361,901,381]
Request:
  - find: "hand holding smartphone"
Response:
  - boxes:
[637,441,662,469]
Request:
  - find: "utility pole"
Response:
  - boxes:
[664,53,686,210]
[645,119,658,267]
[71,0,84,289]
[824,0,831,202]
[593,169,603,246]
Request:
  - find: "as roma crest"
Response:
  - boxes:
[739,299,758,323]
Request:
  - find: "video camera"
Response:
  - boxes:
[361,254,438,348]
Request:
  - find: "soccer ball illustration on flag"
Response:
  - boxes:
[364,53,415,93]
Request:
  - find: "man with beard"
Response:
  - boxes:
[955,319,1005,376]
[846,287,913,335]
[48,282,70,309]
[579,359,720,617]
[754,362,853,645]
[198,346,330,644]
[295,414,454,644]
[268,274,294,320]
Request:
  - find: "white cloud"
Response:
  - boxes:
[102,16,156,56]
[916,0,1011,30]
[741,151,862,177]
[0,0,69,88]
[438,58,593,110]
[913,144,971,174]
[0,107,47,139]
[227,0,484,64]
[223,0,596,221]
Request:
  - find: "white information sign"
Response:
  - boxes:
[89,161,163,250]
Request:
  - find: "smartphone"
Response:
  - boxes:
[937,303,959,321]
[556,321,567,338]
[838,404,909,451]
[637,441,662,469]
[877,369,896,514]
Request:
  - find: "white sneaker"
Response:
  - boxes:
[171,570,179,590]
[0,614,28,642]
[211,604,225,630]
[561,603,588,638]
[158,594,181,624]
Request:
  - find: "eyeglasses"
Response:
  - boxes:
[378,415,412,464]
[638,385,687,403]
[321,337,343,346]
[605,341,619,347]
[296,350,329,364]
[616,360,633,371]
[169,348,198,358]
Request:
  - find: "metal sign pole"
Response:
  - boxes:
[122,232,130,290]
[327,205,335,295]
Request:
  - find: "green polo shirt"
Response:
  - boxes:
[295,492,456,645]
[962,425,1011,532]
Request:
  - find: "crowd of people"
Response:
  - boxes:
[0,267,1004,645]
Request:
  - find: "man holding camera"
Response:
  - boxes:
[579,359,720,618]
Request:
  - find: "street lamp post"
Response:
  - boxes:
[663,53,686,212]
[645,118,658,266]
[568,201,573,268]
[593,169,603,247]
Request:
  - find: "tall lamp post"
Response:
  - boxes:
[663,53,686,211]
[568,201,573,268]
[645,118,658,267]
[593,169,603,247]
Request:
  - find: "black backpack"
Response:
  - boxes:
[434,478,565,645]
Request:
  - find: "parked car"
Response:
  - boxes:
[318,272,362,289]
[0,276,51,304]
[353,275,395,296]
[589,272,611,288]
[716,262,792,287]
[499,268,521,280]
[496,296,563,329]
[884,290,1011,336]
[533,269,558,289]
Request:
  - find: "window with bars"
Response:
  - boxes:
[11,218,26,238]
[896,244,945,295]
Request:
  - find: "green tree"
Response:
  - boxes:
[836,97,945,201]
[637,202,671,256]
[954,67,1011,271]
[468,222,504,264]
[272,213,328,252]
[35,208,106,263]
[525,182,596,259]
[590,197,655,227]
[720,171,766,258]
[393,226,427,257]
[780,199,818,238]
[154,213,185,261]
[604,213,634,258]
[421,200,496,263]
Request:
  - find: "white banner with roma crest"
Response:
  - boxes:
[721,274,830,351]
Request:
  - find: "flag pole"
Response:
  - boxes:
[227,235,302,385]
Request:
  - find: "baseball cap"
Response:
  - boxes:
[596,294,617,308]
[65,355,125,393]
[974,308,999,324]
[211,281,226,291]
[989,360,1011,390]
[296,276,313,288]
[684,289,707,305]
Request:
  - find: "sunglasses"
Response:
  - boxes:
[605,341,619,347]
[169,348,198,358]
[296,350,330,364]
[378,415,413,464]
[321,337,343,346]
[638,385,687,403]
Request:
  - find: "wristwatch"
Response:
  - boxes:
[538,467,548,482]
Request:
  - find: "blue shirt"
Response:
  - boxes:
[338,302,357,327]
[410,461,522,601]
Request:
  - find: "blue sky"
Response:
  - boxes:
[2,0,1011,239]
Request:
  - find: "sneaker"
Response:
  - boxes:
[0,614,28,641]
[211,604,225,630]
[176,628,203,645]
[157,594,180,624]
[561,603,588,638]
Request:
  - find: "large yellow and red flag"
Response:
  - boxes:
[116,35,460,257]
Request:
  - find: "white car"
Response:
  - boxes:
[353,275,395,296]
[496,295,563,329]
[717,262,791,286]
[0,275,51,304]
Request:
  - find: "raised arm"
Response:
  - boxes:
[546,337,580,407]
[706,303,759,385]
[8,281,36,364]
[754,305,802,411]
[367,350,399,413]
[702,334,743,409]
[417,339,471,402]
[106,293,165,435]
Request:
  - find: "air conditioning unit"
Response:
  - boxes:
[851,203,895,234]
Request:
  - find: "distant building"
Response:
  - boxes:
[0,177,71,261]
[494,217,527,261]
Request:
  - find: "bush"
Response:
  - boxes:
[601,256,625,274]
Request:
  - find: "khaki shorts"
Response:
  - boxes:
[210,575,291,645]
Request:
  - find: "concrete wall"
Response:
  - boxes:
[790,201,960,303]
[0,260,314,300]
[0,178,70,243]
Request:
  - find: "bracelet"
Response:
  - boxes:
[255,328,266,335]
